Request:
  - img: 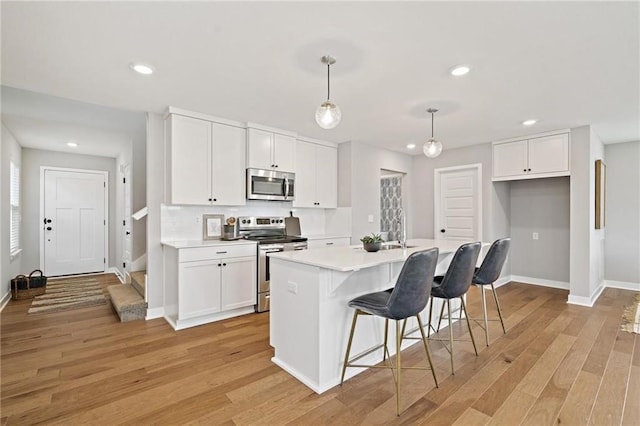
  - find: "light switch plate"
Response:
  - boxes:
[367,214,374,223]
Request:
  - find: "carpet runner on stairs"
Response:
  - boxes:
[108,271,147,322]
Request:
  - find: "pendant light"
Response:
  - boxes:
[315,55,341,129]
[423,108,443,158]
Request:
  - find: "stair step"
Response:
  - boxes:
[107,284,147,322]
[130,270,146,299]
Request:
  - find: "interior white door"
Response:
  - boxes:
[436,167,481,241]
[122,164,132,278]
[43,169,106,276]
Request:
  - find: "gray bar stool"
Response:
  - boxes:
[470,238,511,346]
[340,248,439,416]
[427,241,481,375]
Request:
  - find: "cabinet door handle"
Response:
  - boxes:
[222,263,227,266]
[528,168,531,172]
[326,242,334,246]
[218,263,222,267]
[208,198,212,202]
[523,169,527,172]
[216,251,227,254]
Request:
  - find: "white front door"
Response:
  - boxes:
[435,165,482,241]
[43,169,107,276]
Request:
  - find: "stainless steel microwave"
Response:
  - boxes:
[246,168,295,201]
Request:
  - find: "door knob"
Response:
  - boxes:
[440,229,446,233]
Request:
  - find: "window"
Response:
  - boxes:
[10,161,21,255]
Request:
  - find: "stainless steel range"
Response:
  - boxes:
[237,216,307,312]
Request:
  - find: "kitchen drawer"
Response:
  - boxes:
[179,244,256,262]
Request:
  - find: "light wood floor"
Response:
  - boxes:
[1,274,638,425]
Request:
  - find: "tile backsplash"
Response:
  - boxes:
[161,201,351,241]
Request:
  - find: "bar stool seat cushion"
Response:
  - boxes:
[348,291,394,317]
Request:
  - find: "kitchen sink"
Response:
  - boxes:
[379,243,418,250]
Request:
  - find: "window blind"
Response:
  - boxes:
[10,161,20,254]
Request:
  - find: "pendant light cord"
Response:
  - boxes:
[431,111,434,138]
[326,62,331,101]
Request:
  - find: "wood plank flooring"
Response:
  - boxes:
[1,275,638,425]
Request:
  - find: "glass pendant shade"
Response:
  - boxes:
[315,101,341,129]
[423,108,443,158]
[423,138,443,158]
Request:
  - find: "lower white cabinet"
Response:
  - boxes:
[163,242,257,330]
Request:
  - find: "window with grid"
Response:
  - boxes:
[10,161,21,254]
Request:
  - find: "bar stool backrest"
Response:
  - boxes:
[473,238,510,285]
[437,242,482,299]
[387,248,439,320]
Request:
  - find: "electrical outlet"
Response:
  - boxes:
[287,282,298,294]
[532,232,539,240]
[367,214,374,223]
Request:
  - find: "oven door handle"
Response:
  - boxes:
[263,248,283,253]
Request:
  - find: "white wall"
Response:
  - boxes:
[21,148,117,272]
[146,113,164,315]
[569,125,607,305]
[604,141,640,288]
[1,124,23,302]
[509,177,570,284]
[338,141,413,242]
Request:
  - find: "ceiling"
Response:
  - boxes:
[2,1,639,156]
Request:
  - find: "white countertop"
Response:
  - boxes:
[161,239,257,249]
[268,238,480,272]
[303,234,351,240]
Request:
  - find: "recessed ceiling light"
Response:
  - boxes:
[129,62,154,75]
[67,142,78,147]
[407,143,416,149]
[451,65,471,76]
[522,119,537,126]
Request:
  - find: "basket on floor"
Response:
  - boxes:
[10,270,48,300]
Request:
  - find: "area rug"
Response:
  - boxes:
[621,293,640,334]
[28,278,106,315]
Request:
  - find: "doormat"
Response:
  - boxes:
[621,293,640,334]
[28,278,106,315]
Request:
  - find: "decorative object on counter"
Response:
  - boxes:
[285,211,301,236]
[222,216,241,240]
[423,108,443,158]
[315,55,341,129]
[203,214,224,240]
[10,269,48,300]
[360,233,384,252]
[595,159,606,229]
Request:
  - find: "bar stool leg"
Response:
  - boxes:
[480,285,489,346]
[491,283,507,334]
[340,310,359,385]
[427,297,434,337]
[447,300,455,374]
[460,297,478,356]
[395,320,402,416]
[416,315,438,388]
[383,318,390,361]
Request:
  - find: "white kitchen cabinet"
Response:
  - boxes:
[492,132,570,181]
[166,111,246,205]
[293,139,338,208]
[307,236,351,249]
[163,242,257,330]
[247,127,296,172]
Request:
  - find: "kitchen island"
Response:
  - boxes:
[268,238,483,393]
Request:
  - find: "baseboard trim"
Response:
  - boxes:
[494,276,511,288]
[605,280,640,291]
[567,282,605,307]
[146,306,165,320]
[0,291,11,312]
[510,275,570,290]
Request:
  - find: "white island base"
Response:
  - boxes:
[269,240,472,394]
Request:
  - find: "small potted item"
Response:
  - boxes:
[361,233,384,252]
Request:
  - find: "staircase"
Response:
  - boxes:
[107,271,147,322]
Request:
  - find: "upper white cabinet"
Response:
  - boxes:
[247,126,296,172]
[166,109,246,205]
[492,132,570,181]
[293,138,338,208]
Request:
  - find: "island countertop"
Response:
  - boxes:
[268,238,474,272]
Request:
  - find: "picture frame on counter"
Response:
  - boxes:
[203,214,224,240]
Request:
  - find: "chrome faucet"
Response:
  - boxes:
[396,208,407,249]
